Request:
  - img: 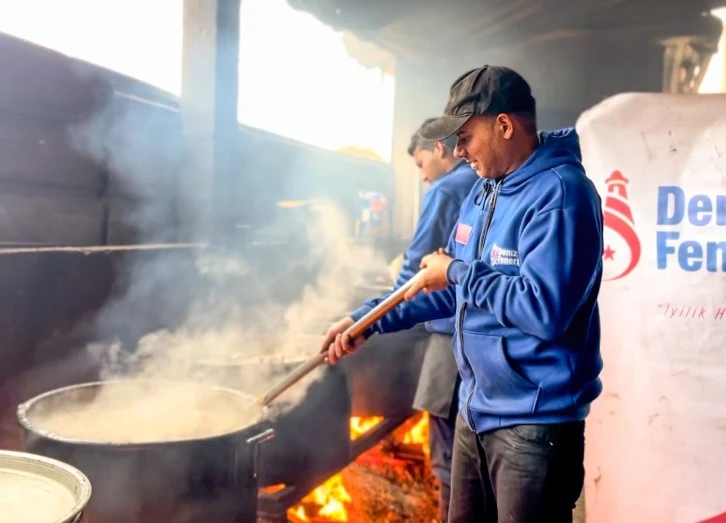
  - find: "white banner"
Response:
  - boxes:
[577,93,726,523]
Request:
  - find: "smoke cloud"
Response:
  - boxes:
[61,88,393,427]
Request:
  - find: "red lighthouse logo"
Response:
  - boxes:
[699,511,726,523]
[602,170,641,281]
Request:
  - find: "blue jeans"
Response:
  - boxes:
[429,411,456,522]
[449,414,585,522]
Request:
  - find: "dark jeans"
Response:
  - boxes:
[429,412,456,522]
[449,414,585,523]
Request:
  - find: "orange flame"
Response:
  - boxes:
[290,505,308,521]
[402,412,430,456]
[287,474,351,522]
[287,414,431,522]
[261,483,286,494]
[350,416,384,440]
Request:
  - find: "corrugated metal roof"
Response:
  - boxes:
[288,0,724,64]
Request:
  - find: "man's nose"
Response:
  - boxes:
[454,144,465,158]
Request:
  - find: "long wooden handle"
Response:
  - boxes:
[258,274,420,406]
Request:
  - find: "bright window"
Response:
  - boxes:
[0,0,183,95]
[238,0,396,162]
[0,0,396,162]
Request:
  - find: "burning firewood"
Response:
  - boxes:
[341,460,438,523]
[287,413,439,523]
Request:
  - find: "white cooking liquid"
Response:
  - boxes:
[0,469,76,523]
[31,383,257,444]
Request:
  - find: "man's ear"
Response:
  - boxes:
[433,141,446,158]
[497,113,515,140]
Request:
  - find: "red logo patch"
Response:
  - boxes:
[455,223,472,245]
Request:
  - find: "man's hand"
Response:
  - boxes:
[319,316,366,365]
[404,248,454,301]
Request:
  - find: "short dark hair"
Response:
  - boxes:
[407,117,459,156]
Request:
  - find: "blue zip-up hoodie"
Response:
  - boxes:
[364,129,604,434]
[350,161,478,334]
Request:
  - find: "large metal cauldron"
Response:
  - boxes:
[17,380,274,523]
[257,365,350,488]
[340,325,429,418]
[336,283,430,418]
[192,353,312,396]
[193,355,351,489]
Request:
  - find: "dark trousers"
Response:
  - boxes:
[429,412,456,522]
[449,414,585,523]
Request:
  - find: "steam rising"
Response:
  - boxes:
[66,92,392,409]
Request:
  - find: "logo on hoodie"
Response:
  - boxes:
[602,170,641,280]
[490,243,520,266]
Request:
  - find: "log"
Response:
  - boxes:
[341,461,438,523]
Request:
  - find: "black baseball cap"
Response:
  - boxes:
[420,65,536,141]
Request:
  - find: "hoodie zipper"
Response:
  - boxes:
[460,180,502,432]
[457,303,474,430]
[478,181,501,257]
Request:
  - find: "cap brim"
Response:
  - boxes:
[419,114,471,141]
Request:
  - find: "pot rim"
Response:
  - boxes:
[17,379,268,449]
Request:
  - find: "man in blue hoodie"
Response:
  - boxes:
[332,118,478,521]
[321,66,604,522]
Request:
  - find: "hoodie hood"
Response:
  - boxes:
[499,127,583,194]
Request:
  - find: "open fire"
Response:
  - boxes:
[287,413,433,522]
[288,474,352,522]
[350,416,384,440]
